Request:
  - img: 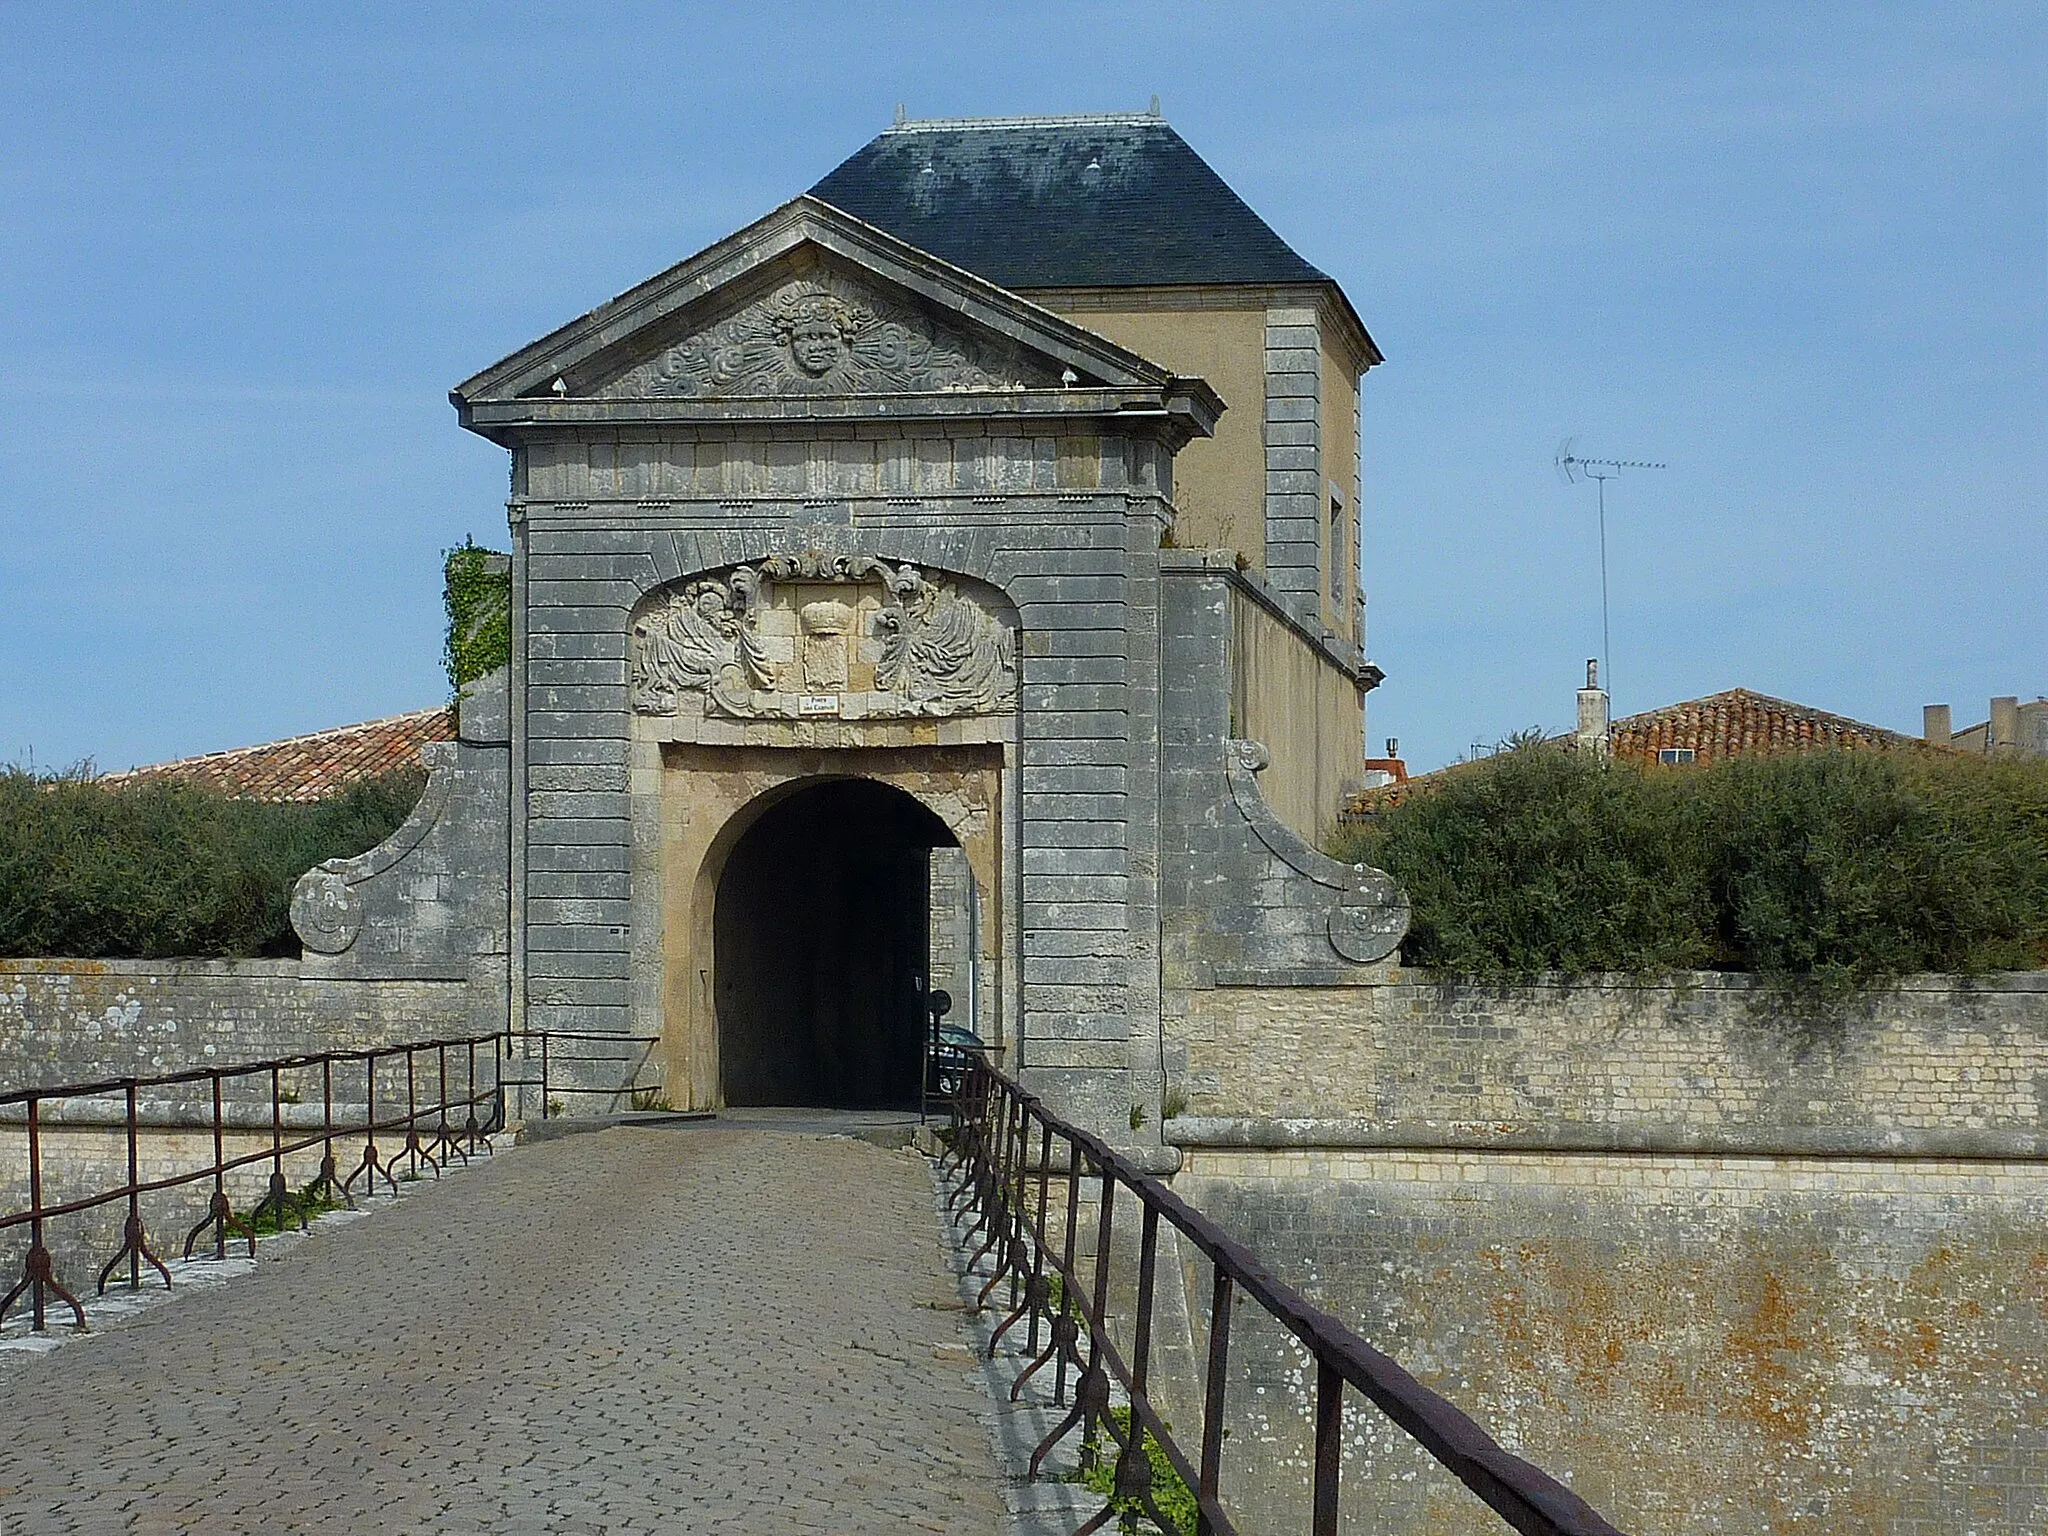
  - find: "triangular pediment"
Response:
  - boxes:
[453,197,1210,429]
[586,257,1061,400]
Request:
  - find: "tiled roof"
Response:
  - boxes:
[99,707,454,803]
[1340,757,1485,820]
[1339,689,1932,822]
[1607,689,1927,766]
[811,114,1333,291]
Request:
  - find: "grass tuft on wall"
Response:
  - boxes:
[1330,741,2048,987]
[0,765,426,959]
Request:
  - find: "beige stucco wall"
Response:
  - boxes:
[655,743,1005,1111]
[1025,289,1367,585]
[1030,296,1271,561]
[1228,586,1365,843]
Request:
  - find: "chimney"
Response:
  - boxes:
[1576,659,1611,758]
[1989,696,2021,756]
[1923,703,1952,748]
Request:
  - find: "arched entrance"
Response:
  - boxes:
[713,778,957,1108]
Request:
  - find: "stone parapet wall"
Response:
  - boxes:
[0,958,494,1094]
[1169,971,2048,1157]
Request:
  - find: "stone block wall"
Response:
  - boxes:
[292,668,511,980]
[521,428,1173,1134]
[1170,973,2048,1156]
[0,958,489,1093]
[1163,972,2048,1533]
[0,958,498,1290]
[1158,553,1406,1065]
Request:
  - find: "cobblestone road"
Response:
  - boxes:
[0,1124,1012,1534]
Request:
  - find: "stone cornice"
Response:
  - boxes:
[459,385,1220,449]
[452,196,1224,445]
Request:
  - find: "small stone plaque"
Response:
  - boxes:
[797,694,841,717]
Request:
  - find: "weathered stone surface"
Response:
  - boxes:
[1160,971,2048,1532]
[0,959,486,1088]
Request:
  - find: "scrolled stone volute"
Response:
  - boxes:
[1328,867,1410,964]
[291,864,363,954]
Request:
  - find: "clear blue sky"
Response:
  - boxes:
[2,4,2040,774]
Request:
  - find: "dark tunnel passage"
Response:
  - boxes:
[713,778,955,1108]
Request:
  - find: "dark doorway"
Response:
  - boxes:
[715,778,954,1108]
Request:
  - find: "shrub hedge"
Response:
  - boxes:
[1329,742,2048,986]
[0,765,426,959]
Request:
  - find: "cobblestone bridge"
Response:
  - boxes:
[0,1120,1026,1535]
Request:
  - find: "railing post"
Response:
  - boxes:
[1196,1267,1233,1536]
[314,1057,350,1209]
[540,1032,550,1120]
[250,1064,294,1234]
[0,1096,86,1332]
[347,1049,396,1199]
[183,1071,247,1260]
[97,1080,170,1295]
[1312,1358,1343,1536]
[1056,1136,1082,1406]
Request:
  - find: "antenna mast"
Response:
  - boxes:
[1555,439,1666,699]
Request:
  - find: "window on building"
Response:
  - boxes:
[1658,747,1697,765]
[1329,494,1345,604]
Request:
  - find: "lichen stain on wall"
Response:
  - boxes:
[1719,1262,1821,1446]
[1480,1239,1661,1403]
[1180,1158,2048,1534]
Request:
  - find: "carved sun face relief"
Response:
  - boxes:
[601,274,1057,399]
[630,554,1017,722]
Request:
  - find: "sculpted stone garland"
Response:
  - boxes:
[630,554,1017,720]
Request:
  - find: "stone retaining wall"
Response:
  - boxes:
[0,958,497,1093]
[1163,971,2048,1533]
[1170,971,2048,1154]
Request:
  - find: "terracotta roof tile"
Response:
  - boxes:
[1339,689,1935,822]
[99,707,454,803]
[1607,688,1928,766]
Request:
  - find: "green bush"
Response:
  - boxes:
[0,765,425,959]
[1330,742,2048,985]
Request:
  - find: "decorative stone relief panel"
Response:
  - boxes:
[601,275,1058,398]
[630,554,1017,723]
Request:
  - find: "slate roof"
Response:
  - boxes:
[809,113,1334,291]
[99,707,453,803]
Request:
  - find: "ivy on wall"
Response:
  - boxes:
[443,539,512,692]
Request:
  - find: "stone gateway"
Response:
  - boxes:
[34,109,2046,1535]
[302,112,1402,1138]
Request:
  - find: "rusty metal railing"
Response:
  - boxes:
[942,1055,1629,1536]
[0,1033,504,1333]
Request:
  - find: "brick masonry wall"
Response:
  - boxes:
[1163,972,2048,1532]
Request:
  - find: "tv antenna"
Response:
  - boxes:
[1555,438,1665,699]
